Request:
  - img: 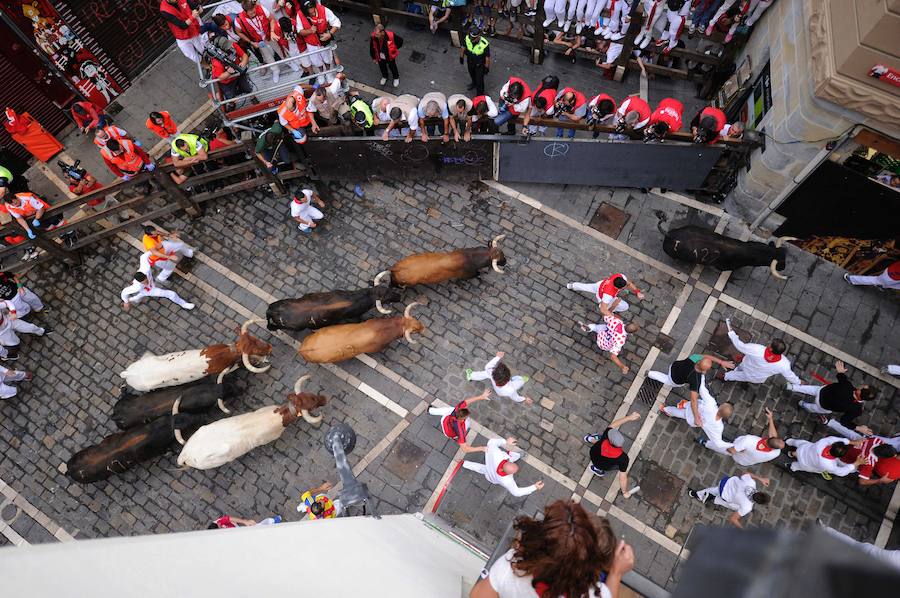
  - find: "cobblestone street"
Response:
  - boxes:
[1,175,897,590]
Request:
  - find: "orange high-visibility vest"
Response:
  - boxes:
[107,139,146,175]
[277,89,312,131]
[146,112,178,139]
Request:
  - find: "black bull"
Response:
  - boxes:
[662,225,792,278]
[113,379,231,429]
[266,286,403,331]
[66,413,204,483]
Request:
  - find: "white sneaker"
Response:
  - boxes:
[542,17,554,27]
[272,68,280,84]
[610,32,625,40]
[183,303,195,310]
[639,36,651,49]
[575,22,583,34]
[379,77,387,85]
[566,283,574,290]
[393,78,399,88]
[594,25,604,35]
[563,20,571,32]
[557,18,564,27]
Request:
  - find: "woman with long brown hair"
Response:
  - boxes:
[470,500,634,598]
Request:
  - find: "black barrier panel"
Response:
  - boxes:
[304,138,495,181]
[498,139,725,190]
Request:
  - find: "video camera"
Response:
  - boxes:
[204,37,247,75]
[58,159,87,182]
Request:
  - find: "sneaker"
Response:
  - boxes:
[542,17,554,27]
[594,26,604,35]
[688,488,708,503]
[393,79,399,88]
[817,415,828,425]
[379,77,387,85]
[563,20,571,32]
[298,227,313,234]
[575,22,583,34]
[272,69,280,84]
[273,515,282,524]
[465,368,474,381]
[696,436,707,447]
[724,32,733,43]
[589,464,606,477]
[521,375,529,383]
[566,282,574,289]
[557,18,564,28]
[654,38,668,47]
[609,32,625,40]
[639,37,651,49]
[688,23,696,34]
[41,327,52,335]
[524,9,536,17]
[821,471,832,481]
[182,303,195,310]
[785,382,793,392]
[843,273,851,284]
[705,24,714,36]
[583,433,601,443]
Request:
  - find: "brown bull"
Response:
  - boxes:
[374,235,507,288]
[298,303,424,363]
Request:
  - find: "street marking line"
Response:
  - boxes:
[0,520,27,546]
[352,416,411,477]
[876,485,900,548]
[608,504,686,557]
[651,190,725,217]
[717,292,900,391]
[482,180,689,283]
[0,478,75,542]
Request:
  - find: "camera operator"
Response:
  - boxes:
[61,161,122,222]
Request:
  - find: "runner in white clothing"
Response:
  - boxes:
[689,472,771,528]
[822,419,900,452]
[662,389,734,455]
[0,364,30,399]
[121,271,194,311]
[820,524,900,571]
[729,408,785,466]
[290,189,326,233]
[462,437,544,497]
[785,436,863,477]
[466,351,533,405]
[719,317,801,385]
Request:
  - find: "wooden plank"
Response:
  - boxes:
[179,161,258,187]
[68,204,182,250]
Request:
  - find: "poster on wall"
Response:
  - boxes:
[868,64,900,88]
[739,61,772,130]
[0,0,122,107]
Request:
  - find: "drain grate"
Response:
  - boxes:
[637,378,663,406]
[638,461,685,513]
[409,50,426,64]
[382,438,427,481]
[588,202,630,238]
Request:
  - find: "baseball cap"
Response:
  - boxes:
[607,429,625,447]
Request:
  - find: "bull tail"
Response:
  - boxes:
[654,210,669,236]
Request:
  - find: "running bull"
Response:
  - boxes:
[120,319,272,392]
[175,375,327,470]
[298,303,424,364]
[374,235,507,288]
[112,367,236,430]
[65,402,203,483]
[661,224,797,279]
[265,286,404,331]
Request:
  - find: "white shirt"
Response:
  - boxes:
[731,434,781,466]
[469,96,498,121]
[488,549,612,598]
[290,189,314,218]
[796,437,856,476]
[482,438,536,497]
[728,331,801,384]
[259,0,290,19]
[387,94,420,131]
[720,474,757,516]
[121,274,156,302]
[480,356,526,402]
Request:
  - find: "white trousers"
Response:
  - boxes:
[139,240,193,282]
[7,287,44,318]
[696,485,736,510]
[176,36,206,64]
[822,526,900,571]
[569,282,629,312]
[462,450,521,476]
[744,0,773,27]
[791,384,831,415]
[648,365,678,387]
[633,0,664,47]
[785,438,826,473]
[126,286,192,308]
[0,318,20,351]
[0,366,27,399]
[886,365,900,376]
[544,0,570,24]
[567,0,586,21]
[846,268,900,290]
[608,0,630,31]
[10,318,44,336]
[294,204,324,231]
[707,0,739,33]
[428,405,455,434]
[587,0,610,26]
[658,5,688,50]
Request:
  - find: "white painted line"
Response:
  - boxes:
[0,520,27,546]
[358,382,409,419]
[607,504,684,556]
[876,485,900,548]
[652,191,725,217]
[0,478,75,542]
[482,180,689,283]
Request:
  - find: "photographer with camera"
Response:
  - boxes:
[611,95,651,140]
[207,36,255,111]
[586,92,617,139]
[553,86,587,139]
[644,97,684,143]
[61,160,123,223]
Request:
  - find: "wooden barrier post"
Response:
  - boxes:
[31,235,81,266]
[612,1,643,82]
[369,0,383,24]
[152,169,201,218]
[252,153,288,196]
[532,0,545,65]
[449,4,464,48]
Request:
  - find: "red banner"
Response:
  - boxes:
[868,64,900,88]
[1,0,123,107]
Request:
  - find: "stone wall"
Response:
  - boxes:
[725,0,900,229]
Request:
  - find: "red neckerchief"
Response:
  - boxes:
[763,347,781,363]
[600,439,624,458]
[756,438,773,452]
[821,446,836,460]
[496,459,510,476]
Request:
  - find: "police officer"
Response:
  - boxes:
[0,165,14,203]
[170,133,209,184]
[349,94,375,136]
[460,26,490,95]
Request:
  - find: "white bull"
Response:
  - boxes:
[175,376,327,470]
[120,319,272,392]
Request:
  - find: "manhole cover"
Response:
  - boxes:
[1,504,18,522]
[653,332,675,353]
[588,202,630,238]
[409,50,426,64]
[707,321,750,361]
[638,461,684,513]
[382,438,427,481]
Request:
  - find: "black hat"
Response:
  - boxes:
[469,26,482,37]
[354,110,368,125]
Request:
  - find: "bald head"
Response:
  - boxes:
[696,358,713,373]
[718,402,734,420]
[502,462,519,476]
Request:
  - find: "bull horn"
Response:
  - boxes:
[301,409,323,426]
[769,260,788,280]
[492,259,504,274]
[240,318,267,334]
[403,302,420,318]
[242,352,271,374]
[491,234,506,248]
[374,270,390,286]
[293,374,310,393]
[216,364,239,385]
[375,299,392,315]
[217,399,231,414]
[172,398,186,445]
[404,330,419,345]
[775,236,799,248]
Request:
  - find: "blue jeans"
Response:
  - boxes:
[556,115,577,139]
[692,0,723,29]
[494,104,518,134]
